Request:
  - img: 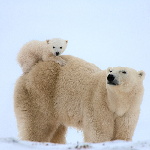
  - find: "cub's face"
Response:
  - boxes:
[106,67,145,92]
[46,38,68,56]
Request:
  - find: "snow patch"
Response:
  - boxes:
[0,138,150,150]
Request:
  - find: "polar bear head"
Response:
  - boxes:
[106,67,145,92]
[46,38,68,56]
[106,67,145,116]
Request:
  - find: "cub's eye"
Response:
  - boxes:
[110,70,112,72]
[60,47,62,49]
[122,71,127,74]
[53,46,55,49]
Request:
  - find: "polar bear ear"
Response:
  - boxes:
[66,40,68,44]
[107,67,112,73]
[138,70,145,80]
[46,39,50,44]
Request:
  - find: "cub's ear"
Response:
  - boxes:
[138,70,145,80]
[46,39,50,44]
[66,40,68,44]
[107,67,112,73]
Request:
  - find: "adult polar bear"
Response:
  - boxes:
[14,55,145,143]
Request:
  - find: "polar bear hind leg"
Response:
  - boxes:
[50,124,67,144]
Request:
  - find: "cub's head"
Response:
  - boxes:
[106,67,145,92]
[46,38,68,56]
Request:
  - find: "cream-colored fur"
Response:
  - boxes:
[14,55,145,143]
[17,38,68,73]
[106,67,145,141]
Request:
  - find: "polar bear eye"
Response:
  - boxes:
[53,46,55,49]
[60,47,62,49]
[110,70,112,72]
[122,71,127,74]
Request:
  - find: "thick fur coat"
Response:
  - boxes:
[14,55,145,143]
[17,38,68,73]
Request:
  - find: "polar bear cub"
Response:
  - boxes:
[17,38,68,73]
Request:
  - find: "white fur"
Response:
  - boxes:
[17,38,68,73]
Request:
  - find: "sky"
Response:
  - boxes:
[0,0,150,144]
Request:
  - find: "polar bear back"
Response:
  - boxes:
[61,55,101,73]
[23,55,102,127]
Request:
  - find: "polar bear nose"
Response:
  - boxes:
[107,74,115,82]
[56,52,59,56]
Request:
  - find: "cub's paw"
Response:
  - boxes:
[59,59,66,66]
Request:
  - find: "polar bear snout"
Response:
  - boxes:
[107,74,118,85]
[55,52,60,56]
[107,74,115,82]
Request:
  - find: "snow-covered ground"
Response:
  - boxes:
[0,0,150,148]
[1,138,150,150]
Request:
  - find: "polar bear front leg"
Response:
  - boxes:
[113,110,140,141]
[83,119,114,143]
[55,56,66,66]
[42,53,66,66]
[83,107,114,143]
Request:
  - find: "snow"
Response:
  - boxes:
[0,138,150,150]
[0,0,150,148]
